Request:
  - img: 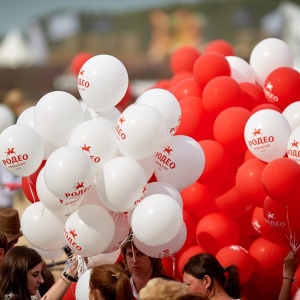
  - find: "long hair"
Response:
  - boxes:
[89,263,134,300]
[0,232,8,255]
[182,253,241,299]
[120,240,165,278]
[0,245,42,300]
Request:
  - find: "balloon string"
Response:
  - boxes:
[285,204,300,252]
[26,176,38,203]
[172,254,176,278]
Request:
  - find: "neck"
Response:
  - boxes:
[132,275,151,293]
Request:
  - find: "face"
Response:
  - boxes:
[125,246,153,279]
[183,272,208,297]
[26,262,44,296]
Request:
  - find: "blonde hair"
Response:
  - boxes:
[139,277,189,300]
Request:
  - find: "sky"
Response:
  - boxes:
[0,0,206,37]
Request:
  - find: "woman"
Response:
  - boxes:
[121,240,166,299]
[139,277,190,300]
[0,245,44,300]
[182,253,241,300]
[89,263,134,300]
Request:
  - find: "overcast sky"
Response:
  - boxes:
[0,0,205,37]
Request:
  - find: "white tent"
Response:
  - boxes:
[0,29,34,68]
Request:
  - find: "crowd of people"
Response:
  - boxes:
[0,208,299,300]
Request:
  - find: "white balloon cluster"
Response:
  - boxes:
[0,54,206,263]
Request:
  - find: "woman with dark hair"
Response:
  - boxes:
[182,253,241,300]
[0,245,44,299]
[89,263,134,300]
[121,240,166,300]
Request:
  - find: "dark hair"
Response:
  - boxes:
[175,295,205,300]
[182,253,241,299]
[0,245,42,300]
[0,231,8,255]
[89,263,134,300]
[121,240,165,278]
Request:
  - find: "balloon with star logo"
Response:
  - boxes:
[244,109,291,162]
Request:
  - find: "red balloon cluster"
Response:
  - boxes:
[148,41,300,299]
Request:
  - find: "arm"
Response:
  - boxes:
[278,251,298,300]
[41,261,78,300]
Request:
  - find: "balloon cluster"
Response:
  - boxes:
[1,38,300,299]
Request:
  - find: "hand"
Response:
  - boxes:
[283,250,299,278]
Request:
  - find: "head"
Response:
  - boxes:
[89,263,134,300]
[139,277,190,300]
[182,253,241,299]
[121,241,165,280]
[175,294,205,300]
[0,245,44,299]
[0,208,23,249]
[0,232,8,262]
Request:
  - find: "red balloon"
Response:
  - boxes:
[172,77,202,101]
[248,237,289,277]
[250,103,282,115]
[168,71,193,88]
[251,206,286,244]
[162,256,181,280]
[261,157,300,205]
[202,76,243,115]
[177,245,205,275]
[213,106,251,154]
[196,212,240,255]
[240,82,266,105]
[263,196,300,240]
[179,96,204,117]
[176,210,197,258]
[70,52,93,76]
[235,158,267,207]
[216,245,254,284]
[29,160,46,185]
[193,52,231,90]
[22,177,39,203]
[62,283,76,300]
[153,79,170,90]
[175,109,201,140]
[215,186,253,218]
[204,39,235,56]
[264,67,300,110]
[180,182,217,220]
[170,46,201,74]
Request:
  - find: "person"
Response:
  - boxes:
[0,245,44,299]
[182,252,241,300]
[175,295,205,300]
[139,277,190,300]
[89,263,134,300]
[278,250,299,300]
[120,240,166,299]
[0,165,22,209]
[0,208,23,250]
[0,232,8,262]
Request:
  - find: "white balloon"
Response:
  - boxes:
[115,104,166,160]
[131,194,183,246]
[135,88,181,139]
[21,202,67,251]
[44,146,95,201]
[145,181,183,209]
[36,168,83,216]
[136,154,155,182]
[88,248,121,267]
[34,91,84,148]
[78,54,129,112]
[0,104,15,133]
[133,221,187,258]
[249,38,294,86]
[154,135,205,190]
[244,109,291,162]
[282,101,300,131]
[96,156,147,212]
[226,56,256,83]
[75,269,91,300]
[68,119,118,174]
[16,106,35,128]
[0,124,44,176]
[64,205,115,257]
[287,126,300,164]
[96,106,121,124]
